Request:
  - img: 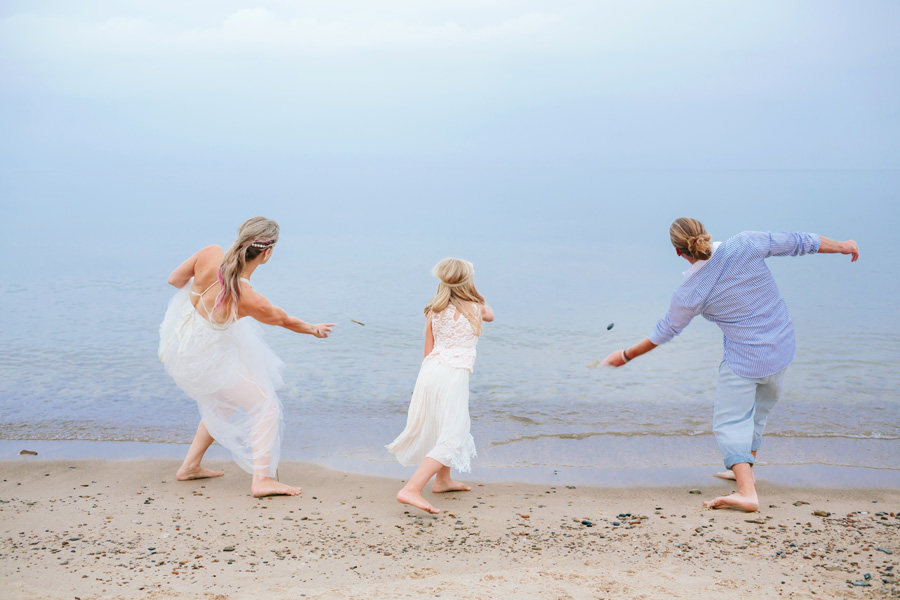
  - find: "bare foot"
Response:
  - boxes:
[397,489,440,514]
[704,492,759,512]
[251,478,302,498]
[432,480,471,493]
[176,467,224,481]
[713,470,737,481]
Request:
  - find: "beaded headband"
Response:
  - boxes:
[250,240,276,249]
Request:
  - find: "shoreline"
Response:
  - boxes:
[3,438,900,489]
[1,457,898,599]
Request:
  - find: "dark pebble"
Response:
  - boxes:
[606,323,614,330]
[612,521,621,526]
[581,520,593,527]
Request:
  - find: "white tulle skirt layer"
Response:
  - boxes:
[159,285,285,478]
[386,357,476,473]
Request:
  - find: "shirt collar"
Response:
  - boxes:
[682,241,722,279]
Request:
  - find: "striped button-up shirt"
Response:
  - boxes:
[649,231,821,378]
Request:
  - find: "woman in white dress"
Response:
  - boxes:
[386,258,494,514]
[159,217,335,498]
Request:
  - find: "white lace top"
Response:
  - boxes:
[427,303,480,372]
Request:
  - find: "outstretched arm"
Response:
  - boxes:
[242,291,335,338]
[817,236,859,262]
[604,337,658,367]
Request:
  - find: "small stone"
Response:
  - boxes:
[793,501,809,506]
[581,520,593,527]
[813,511,830,517]
[877,547,893,555]
[19,450,38,456]
[850,581,870,587]
[606,323,614,330]
[612,521,620,527]
[688,489,701,494]
[223,546,235,552]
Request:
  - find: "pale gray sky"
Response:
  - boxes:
[2,1,898,170]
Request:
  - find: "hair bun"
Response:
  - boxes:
[688,234,712,259]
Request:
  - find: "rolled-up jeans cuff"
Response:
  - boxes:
[724,453,755,470]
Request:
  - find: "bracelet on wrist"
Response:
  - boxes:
[621,348,631,363]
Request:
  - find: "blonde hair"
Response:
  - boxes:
[669,217,712,261]
[215,217,279,322]
[424,258,486,336]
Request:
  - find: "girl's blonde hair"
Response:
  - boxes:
[215,217,279,322]
[424,258,486,336]
[669,217,712,261]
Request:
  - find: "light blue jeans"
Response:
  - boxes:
[713,361,787,470]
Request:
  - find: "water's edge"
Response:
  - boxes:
[4,439,898,489]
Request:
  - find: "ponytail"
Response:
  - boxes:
[669,217,712,261]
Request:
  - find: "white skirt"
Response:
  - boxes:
[386,357,476,472]
[158,285,285,477]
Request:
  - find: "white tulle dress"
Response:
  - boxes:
[386,304,480,472]
[158,279,285,478]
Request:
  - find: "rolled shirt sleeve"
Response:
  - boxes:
[649,289,699,346]
[748,231,820,258]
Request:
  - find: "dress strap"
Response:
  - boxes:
[191,279,221,318]
[190,279,220,296]
[240,277,252,286]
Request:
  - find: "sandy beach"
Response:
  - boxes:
[1,457,897,600]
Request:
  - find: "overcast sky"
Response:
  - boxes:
[2,0,898,172]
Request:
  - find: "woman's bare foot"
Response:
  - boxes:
[713,470,737,481]
[432,480,471,493]
[397,489,440,514]
[704,491,759,512]
[251,478,302,498]
[176,466,224,481]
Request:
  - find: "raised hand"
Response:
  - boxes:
[841,240,860,262]
[312,323,337,338]
[602,349,628,368]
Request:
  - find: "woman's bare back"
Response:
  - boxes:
[188,246,234,324]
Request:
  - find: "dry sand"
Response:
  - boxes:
[1,458,898,600]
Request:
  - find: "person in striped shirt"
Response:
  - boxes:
[603,217,859,512]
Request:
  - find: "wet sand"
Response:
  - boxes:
[1,458,898,599]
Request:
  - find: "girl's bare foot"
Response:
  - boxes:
[713,470,737,481]
[176,467,224,481]
[251,478,302,498]
[432,480,471,493]
[704,491,759,512]
[397,489,440,514]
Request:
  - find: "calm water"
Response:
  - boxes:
[1,167,898,479]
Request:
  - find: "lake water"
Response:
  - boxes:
[1,166,898,482]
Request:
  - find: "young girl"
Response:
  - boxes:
[386,258,494,514]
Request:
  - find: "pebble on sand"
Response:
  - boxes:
[18,450,38,456]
